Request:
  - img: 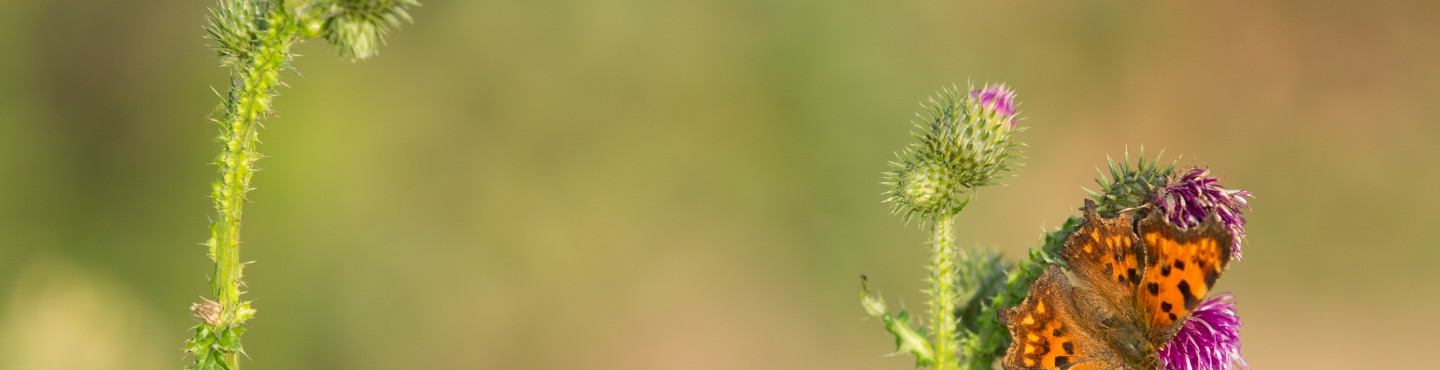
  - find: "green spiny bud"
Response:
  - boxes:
[327,13,381,60]
[206,0,274,66]
[1084,148,1175,217]
[885,83,1024,222]
[324,0,420,61]
[891,157,963,218]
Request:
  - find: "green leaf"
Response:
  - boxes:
[185,346,218,370]
[885,310,935,367]
[860,276,936,367]
[235,301,257,323]
[216,327,244,352]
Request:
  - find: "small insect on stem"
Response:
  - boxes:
[192,298,224,326]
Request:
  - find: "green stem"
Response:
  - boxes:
[201,9,297,370]
[929,213,958,370]
[188,2,417,369]
[211,24,284,312]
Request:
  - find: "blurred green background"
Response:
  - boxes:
[2,1,1437,369]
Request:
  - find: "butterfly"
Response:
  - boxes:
[999,199,1232,369]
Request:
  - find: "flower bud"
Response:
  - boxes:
[325,13,382,61]
[323,0,420,61]
[885,83,1024,222]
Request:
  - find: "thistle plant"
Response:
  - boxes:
[1090,154,1253,369]
[861,88,1254,369]
[865,83,1023,370]
[184,1,418,369]
[1088,150,1253,259]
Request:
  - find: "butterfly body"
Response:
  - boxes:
[1000,200,1232,370]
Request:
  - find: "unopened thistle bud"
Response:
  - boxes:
[324,0,420,61]
[885,83,1024,222]
[1086,149,1176,217]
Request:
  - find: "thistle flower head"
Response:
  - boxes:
[1152,166,1253,259]
[1086,149,1176,217]
[1159,294,1248,370]
[885,83,1024,222]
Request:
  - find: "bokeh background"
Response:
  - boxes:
[2,1,1438,369]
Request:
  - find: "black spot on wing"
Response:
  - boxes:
[1147,282,1159,296]
[1178,280,1198,309]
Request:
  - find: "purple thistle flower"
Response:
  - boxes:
[970,84,1018,128]
[1152,167,1253,259]
[1159,294,1248,370]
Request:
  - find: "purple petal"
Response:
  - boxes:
[1159,294,1248,370]
[969,84,1019,128]
[1151,167,1253,260]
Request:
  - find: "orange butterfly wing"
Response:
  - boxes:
[1135,211,1233,344]
[1058,201,1142,315]
[1002,201,1236,370]
[1000,266,1127,370]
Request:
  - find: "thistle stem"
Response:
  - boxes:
[929,213,958,370]
[211,28,284,313]
[188,2,418,368]
[202,10,295,369]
